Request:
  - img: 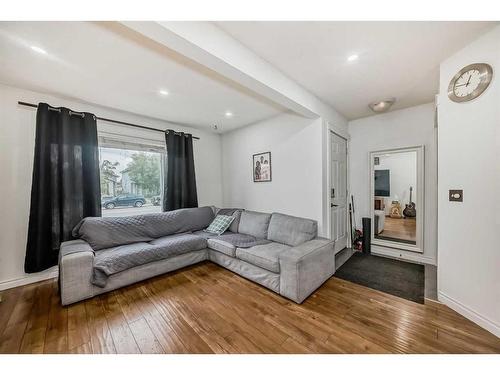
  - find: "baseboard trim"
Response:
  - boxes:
[438,291,499,338]
[334,247,354,271]
[372,245,436,265]
[0,267,58,291]
[424,297,443,308]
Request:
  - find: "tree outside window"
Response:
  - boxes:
[121,153,161,198]
[98,146,163,217]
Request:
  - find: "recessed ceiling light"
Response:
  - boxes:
[31,46,47,55]
[369,98,396,113]
[225,111,233,118]
[159,89,169,96]
[347,54,359,62]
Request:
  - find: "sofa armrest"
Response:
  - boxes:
[279,237,335,303]
[59,240,95,305]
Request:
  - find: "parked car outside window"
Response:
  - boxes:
[102,194,146,209]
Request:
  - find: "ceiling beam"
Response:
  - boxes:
[120,21,347,129]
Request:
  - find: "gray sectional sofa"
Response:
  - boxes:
[59,206,335,305]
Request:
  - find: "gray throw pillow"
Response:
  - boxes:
[228,210,242,232]
[204,215,235,235]
[214,208,243,233]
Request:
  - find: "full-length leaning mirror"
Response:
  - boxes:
[370,146,424,253]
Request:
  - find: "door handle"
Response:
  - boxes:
[331,204,338,207]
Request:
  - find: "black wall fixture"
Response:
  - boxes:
[362,217,372,254]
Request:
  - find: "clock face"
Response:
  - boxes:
[448,63,493,103]
[453,69,481,98]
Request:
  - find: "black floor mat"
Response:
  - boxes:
[334,252,425,304]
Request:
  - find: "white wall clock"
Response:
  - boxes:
[448,63,493,103]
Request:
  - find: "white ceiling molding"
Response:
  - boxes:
[121,21,348,137]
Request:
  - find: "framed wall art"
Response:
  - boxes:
[253,152,272,182]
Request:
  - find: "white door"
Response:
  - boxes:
[330,132,348,252]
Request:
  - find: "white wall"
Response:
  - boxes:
[0,83,223,289]
[375,152,418,215]
[221,112,326,235]
[348,103,437,264]
[437,26,500,336]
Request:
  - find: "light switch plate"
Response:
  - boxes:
[449,189,463,202]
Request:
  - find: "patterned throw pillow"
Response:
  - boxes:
[204,215,235,235]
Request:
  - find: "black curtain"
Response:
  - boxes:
[25,103,101,273]
[163,129,198,211]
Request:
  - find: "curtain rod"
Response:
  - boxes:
[18,101,200,140]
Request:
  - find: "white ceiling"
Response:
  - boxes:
[0,21,286,132]
[1,22,497,128]
[216,21,497,120]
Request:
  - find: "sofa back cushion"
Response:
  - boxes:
[73,206,214,250]
[267,212,317,246]
[238,210,272,239]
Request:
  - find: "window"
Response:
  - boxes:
[98,132,166,217]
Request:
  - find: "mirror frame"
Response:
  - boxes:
[369,145,425,253]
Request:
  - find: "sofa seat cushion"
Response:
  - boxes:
[207,238,236,257]
[92,233,207,287]
[235,242,291,273]
[148,233,207,253]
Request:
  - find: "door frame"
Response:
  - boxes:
[324,122,350,253]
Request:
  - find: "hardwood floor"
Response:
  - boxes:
[1,261,498,354]
[377,216,417,243]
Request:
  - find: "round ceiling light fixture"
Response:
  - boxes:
[347,54,359,62]
[369,98,396,113]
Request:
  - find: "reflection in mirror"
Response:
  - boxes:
[373,150,417,245]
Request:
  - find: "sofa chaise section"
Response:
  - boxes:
[59,206,215,305]
[59,239,208,305]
